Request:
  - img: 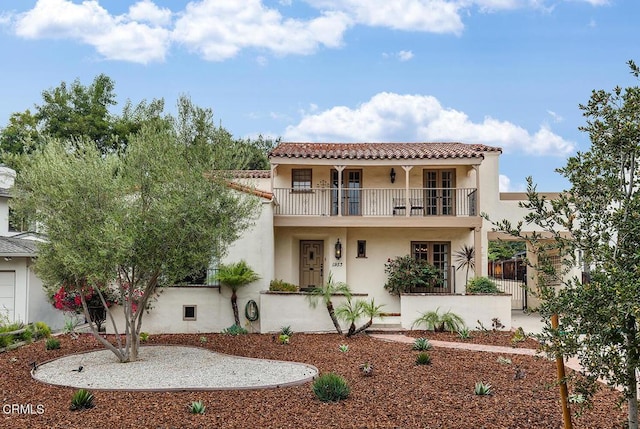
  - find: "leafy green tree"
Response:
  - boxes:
[12,96,260,362]
[306,273,351,335]
[490,60,640,429]
[0,74,166,164]
[215,260,260,326]
[487,240,525,261]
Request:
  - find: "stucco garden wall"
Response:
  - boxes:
[400,293,512,331]
[259,292,358,333]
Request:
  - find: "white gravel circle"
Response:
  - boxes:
[33,346,318,390]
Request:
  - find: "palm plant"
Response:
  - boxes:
[336,297,385,337]
[454,244,475,287]
[306,273,351,334]
[215,260,260,326]
[411,307,465,332]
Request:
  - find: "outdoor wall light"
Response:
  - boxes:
[335,239,342,260]
[390,168,396,184]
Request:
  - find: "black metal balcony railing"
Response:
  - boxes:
[273,188,478,217]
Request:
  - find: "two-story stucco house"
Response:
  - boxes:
[109,141,573,335]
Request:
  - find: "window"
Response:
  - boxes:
[292,169,312,191]
[357,240,366,258]
[411,241,451,290]
[183,305,197,321]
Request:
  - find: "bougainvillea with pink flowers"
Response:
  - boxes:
[51,284,118,313]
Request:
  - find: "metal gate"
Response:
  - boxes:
[488,260,526,310]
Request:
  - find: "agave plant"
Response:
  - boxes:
[70,389,95,411]
[474,381,493,396]
[189,400,206,414]
[411,337,432,351]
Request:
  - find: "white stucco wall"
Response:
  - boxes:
[400,293,512,331]
[259,292,355,333]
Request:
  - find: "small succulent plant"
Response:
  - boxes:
[415,352,432,365]
[280,326,293,336]
[312,373,350,402]
[359,362,374,376]
[496,356,512,365]
[338,344,349,353]
[139,332,149,342]
[457,328,472,340]
[474,381,493,396]
[189,400,206,414]
[45,337,61,350]
[70,389,95,411]
[411,337,432,351]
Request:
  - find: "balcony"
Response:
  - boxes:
[273,187,478,217]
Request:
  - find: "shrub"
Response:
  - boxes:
[45,338,61,350]
[222,324,248,335]
[70,389,95,410]
[411,337,432,351]
[278,334,290,344]
[511,327,527,346]
[415,352,432,365]
[474,381,493,396]
[31,322,52,339]
[18,328,33,343]
[384,255,442,295]
[269,279,299,292]
[189,400,206,415]
[411,308,465,332]
[467,277,501,294]
[0,334,12,348]
[312,373,350,402]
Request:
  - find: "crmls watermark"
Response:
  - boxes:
[2,403,45,415]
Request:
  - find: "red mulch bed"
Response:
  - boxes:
[0,332,626,429]
[406,329,542,349]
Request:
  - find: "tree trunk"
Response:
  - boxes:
[326,301,342,334]
[349,319,373,337]
[231,290,240,326]
[626,315,639,429]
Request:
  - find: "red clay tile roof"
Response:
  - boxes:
[230,170,271,179]
[269,142,501,160]
[227,181,273,200]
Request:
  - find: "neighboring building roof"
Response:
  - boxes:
[230,170,271,179]
[0,236,38,257]
[269,142,502,160]
[227,181,273,200]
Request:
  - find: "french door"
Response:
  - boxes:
[331,169,362,216]
[424,169,456,216]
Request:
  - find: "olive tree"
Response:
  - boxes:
[12,97,260,362]
[490,60,640,429]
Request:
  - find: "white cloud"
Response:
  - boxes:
[128,0,172,26]
[398,50,414,61]
[283,92,576,156]
[172,0,351,61]
[499,175,511,192]
[547,110,563,123]
[13,0,170,63]
[307,0,464,34]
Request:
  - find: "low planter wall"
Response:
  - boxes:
[400,293,512,331]
[259,291,366,333]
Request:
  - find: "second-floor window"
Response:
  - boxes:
[292,169,312,191]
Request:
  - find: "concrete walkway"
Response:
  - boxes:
[369,333,584,373]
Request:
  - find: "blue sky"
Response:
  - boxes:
[0,0,638,191]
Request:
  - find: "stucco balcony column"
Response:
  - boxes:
[402,165,413,217]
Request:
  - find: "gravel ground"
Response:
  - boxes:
[33,345,317,390]
[0,331,628,429]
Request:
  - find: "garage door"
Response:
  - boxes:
[0,271,16,322]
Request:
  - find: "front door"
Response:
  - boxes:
[300,240,324,288]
